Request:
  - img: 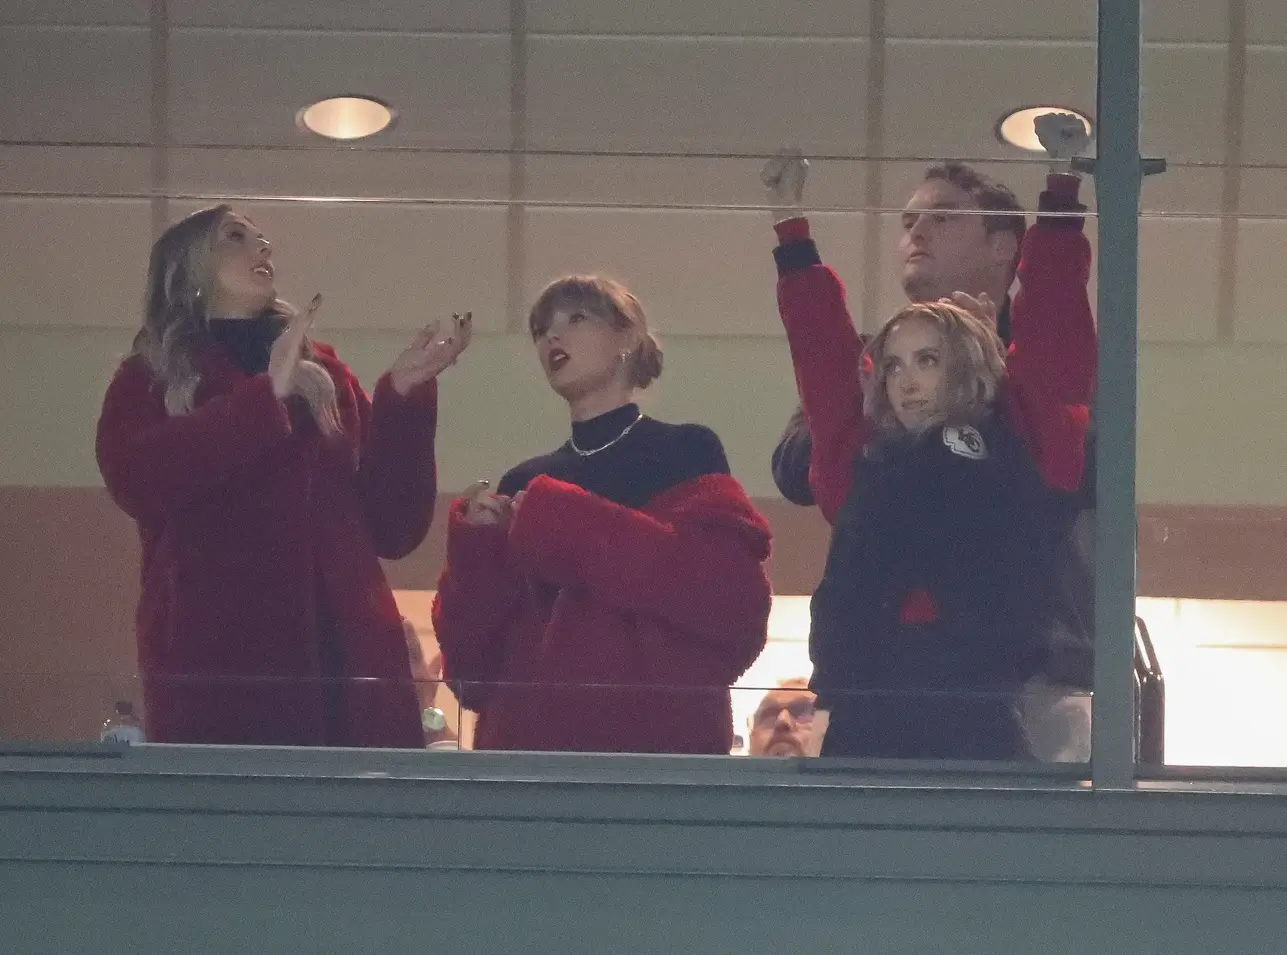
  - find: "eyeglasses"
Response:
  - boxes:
[752,698,816,730]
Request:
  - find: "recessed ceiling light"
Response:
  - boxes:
[297,95,396,141]
[996,105,1093,153]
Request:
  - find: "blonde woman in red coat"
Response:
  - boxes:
[97,205,471,746]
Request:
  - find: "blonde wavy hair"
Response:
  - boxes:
[131,204,340,434]
[861,301,1007,437]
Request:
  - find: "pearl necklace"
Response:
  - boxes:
[569,411,644,457]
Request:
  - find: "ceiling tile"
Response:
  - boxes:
[527,0,868,36]
[527,36,868,157]
[522,208,850,336]
[0,1,150,25]
[0,146,151,197]
[522,154,872,212]
[1247,0,1287,45]
[167,148,511,203]
[168,0,509,32]
[1143,0,1230,43]
[0,27,151,143]
[883,41,1096,162]
[1141,45,1230,165]
[168,29,512,149]
[886,2,1095,40]
[1241,48,1287,165]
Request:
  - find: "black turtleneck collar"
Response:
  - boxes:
[207,315,283,375]
[497,402,730,509]
[569,403,642,454]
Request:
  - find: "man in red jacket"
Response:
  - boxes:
[764,115,1097,760]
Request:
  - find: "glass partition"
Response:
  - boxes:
[0,0,1117,776]
[1132,0,1287,770]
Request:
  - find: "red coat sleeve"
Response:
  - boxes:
[1003,173,1096,492]
[354,372,439,559]
[507,474,772,681]
[431,500,524,690]
[774,219,871,524]
[95,355,292,522]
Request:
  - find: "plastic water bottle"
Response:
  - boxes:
[100,700,144,745]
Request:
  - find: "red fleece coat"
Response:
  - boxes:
[431,473,773,753]
[776,173,1095,629]
[96,341,435,747]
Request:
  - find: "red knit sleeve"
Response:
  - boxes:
[774,220,870,523]
[1003,173,1096,492]
[95,355,292,522]
[431,500,524,692]
[353,370,439,559]
[506,474,772,681]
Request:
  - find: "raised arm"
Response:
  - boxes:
[1003,171,1096,493]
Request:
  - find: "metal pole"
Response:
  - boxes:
[1091,0,1142,788]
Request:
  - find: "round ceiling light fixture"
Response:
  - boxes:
[995,105,1093,153]
[297,95,397,141]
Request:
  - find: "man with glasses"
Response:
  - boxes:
[747,679,817,757]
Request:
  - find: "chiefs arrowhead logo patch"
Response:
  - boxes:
[943,425,987,460]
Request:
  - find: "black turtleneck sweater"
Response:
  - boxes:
[497,403,730,510]
[207,316,284,375]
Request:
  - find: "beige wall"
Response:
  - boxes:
[3,324,1285,506]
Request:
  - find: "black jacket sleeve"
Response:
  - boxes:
[771,405,815,507]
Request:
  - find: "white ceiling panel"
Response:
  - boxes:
[522,154,871,211]
[0,27,151,143]
[887,2,1095,40]
[526,37,868,156]
[168,0,509,33]
[1143,0,1231,43]
[167,29,512,148]
[1233,218,1287,342]
[0,198,153,328]
[1240,48,1287,166]
[0,146,151,198]
[526,0,868,37]
[0,2,150,25]
[1247,0,1287,45]
[167,148,511,203]
[883,41,1096,161]
[1237,170,1287,218]
[1140,45,1230,165]
[1142,166,1224,217]
[167,200,511,334]
[522,208,856,336]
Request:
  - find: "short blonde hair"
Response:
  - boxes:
[528,275,663,389]
[861,301,1006,436]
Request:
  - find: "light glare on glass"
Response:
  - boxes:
[298,96,395,141]
[996,106,1093,152]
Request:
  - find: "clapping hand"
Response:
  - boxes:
[388,312,474,397]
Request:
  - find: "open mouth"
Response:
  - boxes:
[547,348,570,372]
[251,264,274,279]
